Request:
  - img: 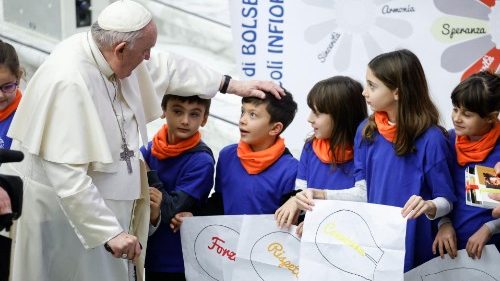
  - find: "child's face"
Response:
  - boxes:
[363,67,398,115]
[164,99,207,144]
[0,66,18,111]
[452,106,495,140]
[487,176,500,185]
[239,102,278,151]
[307,109,333,139]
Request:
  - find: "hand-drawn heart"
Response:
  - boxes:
[420,267,498,281]
[249,231,301,281]
[314,210,383,281]
[194,224,240,281]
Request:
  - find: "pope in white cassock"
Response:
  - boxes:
[0,1,284,281]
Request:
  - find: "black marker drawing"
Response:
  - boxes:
[419,267,498,281]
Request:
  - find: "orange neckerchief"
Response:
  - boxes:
[455,121,500,166]
[374,111,397,143]
[151,124,201,160]
[312,138,353,164]
[237,137,286,174]
[0,89,21,121]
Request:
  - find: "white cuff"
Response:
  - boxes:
[438,216,452,229]
[59,184,123,249]
[41,160,123,249]
[295,178,307,191]
[426,197,452,220]
[325,179,367,202]
[485,219,500,235]
[149,214,162,236]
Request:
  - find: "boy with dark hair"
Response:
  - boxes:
[216,91,298,214]
[172,90,298,224]
[141,94,215,281]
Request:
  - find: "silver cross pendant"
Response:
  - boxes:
[120,143,135,174]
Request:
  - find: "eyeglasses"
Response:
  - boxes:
[0,82,18,94]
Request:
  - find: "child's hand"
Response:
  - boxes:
[495,162,500,176]
[401,195,436,219]
[275,197,300,228]
[432,223,457,259]
[149,187,163,225]
[170,212,193,233]
[295,189,316,211]
[296,221,304,238]
[494,206,500,218]
[466,225,492,259]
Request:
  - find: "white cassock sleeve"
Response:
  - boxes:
[41,160,123,249]
[145,50,222,99]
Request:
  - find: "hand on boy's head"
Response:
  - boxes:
[495,162,500,176]
[170,212,193,233]
[228,80,285,100]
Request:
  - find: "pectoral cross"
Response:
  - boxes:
[120,143,135,174]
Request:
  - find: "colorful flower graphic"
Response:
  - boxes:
[303,0,414,71]
[433,0,500,80]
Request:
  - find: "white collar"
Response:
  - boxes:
[86,32,115,80]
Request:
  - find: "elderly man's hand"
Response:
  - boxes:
[106,232,141,262]
[226,79,285,99]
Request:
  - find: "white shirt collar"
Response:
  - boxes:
[86,32,115,80]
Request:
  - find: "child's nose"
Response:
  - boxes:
[362,88,368,97]
[239,115,247,125]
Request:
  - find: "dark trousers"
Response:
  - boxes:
[0,236,11,281]
[145,271,186,281]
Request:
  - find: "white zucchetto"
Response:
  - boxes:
[97,0,152,32]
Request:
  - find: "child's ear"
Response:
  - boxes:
[200,114,208,127]
[269,122,284,136]
[160,112,166,119]
[392,88,399,101]
[487,111,499,123]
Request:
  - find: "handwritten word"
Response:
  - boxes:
[381,4,415,14]
[318,32,341,63]
[441,24,486,39]
[323,222,365,256]
[207,236,236,261]
[267,242,299,278]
